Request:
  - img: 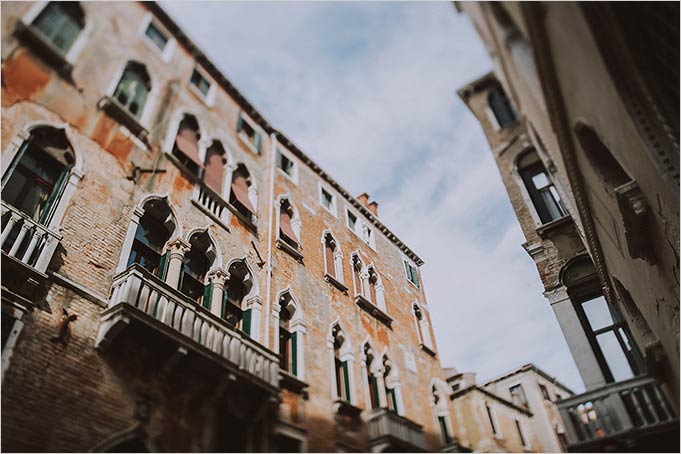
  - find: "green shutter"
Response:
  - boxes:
[236,114,243,133]
[38,164,71,226]
[157,251,169,279]
[342,361,350,402]
[202,282,213,310]
[242,308,252,336]
[2,138,30,189]
[291,331,298,376]
[370,375,379,408]
[254,132,262,153]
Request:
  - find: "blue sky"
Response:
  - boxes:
[162,1,584,392]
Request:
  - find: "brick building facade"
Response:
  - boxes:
[1,2,464,452]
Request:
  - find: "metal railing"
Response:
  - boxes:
[103,264,279,388]
[366,408,427,451]
[1,201,61,274]
[558,375,677,447]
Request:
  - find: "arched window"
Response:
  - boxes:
[324,233,337,277]
[179,231,215,306]
[31,2,85,55]
[431,384,453,445]
[382,356,398,413]
[172,114,203,176]
[229,164,256,223]
[113,61,151,119]
[488,83,517,129]
[277,291,304,377]
[332,324,351,402]
[364,343,380,409]
[127,198,175,278]
[2,126,75,225]
[278,199,300,250]
[413,303,434,351]
[203,140,227,194]
[561,256,643,382]
[322,231,344,286]
[367,267,379,304]
[351,254,365,297]
[517,149,566,224]
[223,260,255,334]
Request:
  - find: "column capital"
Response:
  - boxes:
[208,267,230,286]
[246,295,262,309]
[166,237,191,256]
[543,285,570,305]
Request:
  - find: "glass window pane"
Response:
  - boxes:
[531,172,550,189]
[596,331,635,381]
[582,296,614,331]
[145,22,168,50]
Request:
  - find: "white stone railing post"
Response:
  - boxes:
[164,238,191,289]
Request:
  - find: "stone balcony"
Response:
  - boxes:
[366,408,427,452]
[1,201,61,309]
[557,375,678,452]
[191,181,230,231]
[96,264,279,394]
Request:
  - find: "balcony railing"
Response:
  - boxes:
[558,375,678,450]
[366,408,427,452]
[1,201,61,274]
[97,264,279,391]
[192,181,230,229]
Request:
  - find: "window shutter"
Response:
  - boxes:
[236,115,243,133]
[175,127,203,167]
[231,174,256,214]
[242,308,252,336]
[203,147,225,194]
[38,163,71,226]
[342,361,351,402]
[2,138,30,189]
[291,331,298,376]
[157,251,169,280]
[325,243,335,277]
[370,375,380,408]
[369,279,377,304]
[254,132,262,153]
[279,209,299,244]
[202,282,213,310]
[353,265,361,296]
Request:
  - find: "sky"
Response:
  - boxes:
[162,1,584,392]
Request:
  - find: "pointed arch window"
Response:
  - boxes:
[351,255,364,297]
[324,233,337,278]
[172,114,203,176]
[2,126,75,225]
[31,2,85,55]
[113,61,151,119]
[179,231,215,307]
[432,384,453,445]
[223,260,255,335]
[229,164,257,223]
[488,83,517,129]
[382,356,398,413]
[364,344,380,409]
[127,199,174,278]
[279,199,299,249]
[414,303,434,353]
[203,140,227,194]
[367,267,379,304]
[333,325,351,402]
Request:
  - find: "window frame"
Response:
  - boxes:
[319,183,337,217]
[188,65,217,106]
[276,147,298,184]
[236,112,264,155]
[402,257,420,289]
[138,13,176,63]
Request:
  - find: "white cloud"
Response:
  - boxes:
[162,1,584,392]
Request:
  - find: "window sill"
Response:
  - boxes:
[14,21,74,82]
[354,294,392,328]
[419,343,437,357]
[535,215,572,238]
[225,202,258,235]
[279,369,309,396]
[97,96,149,142]
[238,132,261,155]
[276,238,304,263]
[188,82,214,107]
[276,167,298,185]
[334,399,362,418]
[324,273,348,293]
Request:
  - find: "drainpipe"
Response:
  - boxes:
[263,132,278,348]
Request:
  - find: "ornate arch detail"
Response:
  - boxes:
[135,193,183,239]
[225,255,260,301]
[184,225,222,270]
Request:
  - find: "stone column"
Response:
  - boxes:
[165,238,190,289]
[375,370,388,408]
[245,295,262,341]
[290,318,306,380]
[207,267,229,318]
[545,286,607,390]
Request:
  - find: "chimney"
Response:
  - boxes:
[356,193,379,217]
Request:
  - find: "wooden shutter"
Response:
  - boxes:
[231,174,256,214]
[203,147,225,193]
[369,278,377,304]
[242,308,252,336]
[157,251,169,280]
[279,209,299,244]
[175,127,203,167]
[325,242,335,277]
[342,361,351,401]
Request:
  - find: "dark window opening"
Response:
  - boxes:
[279,200,299,249]
[333,326,350,402]
[439,416,453,445]
[510,384,529,409]
[321,188,333,211]
[404,260,420,287]
[190,68,211,97]
[485,403,498,435]
[488,84,517,128]
[515,420,527,447]
[229,164,256,222]
[276,151,295,177]
[178,231,214,307]
[518,151,566,224]
[347,211,357,231]
[144,21,168,51]
[172,114,202,176]
[539,383,551,401]
[2,312,17,352]
[236,114,262,153]
[222,260,253,333]
[324,234,337,278]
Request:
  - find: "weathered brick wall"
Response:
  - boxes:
[1,2,455,452]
